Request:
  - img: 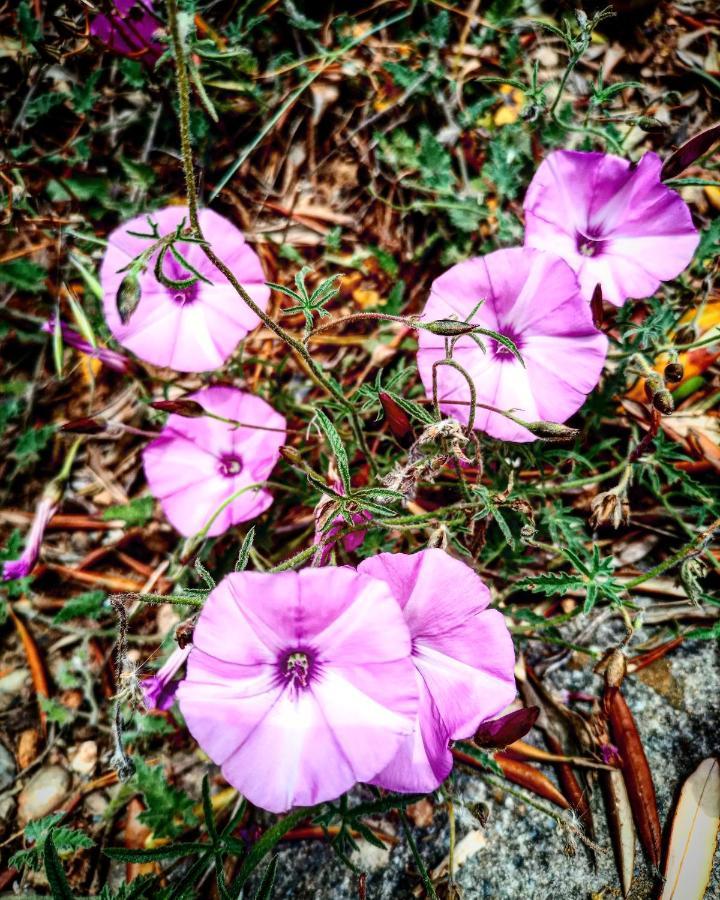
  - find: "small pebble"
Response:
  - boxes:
[18,765,71,825]
[70,741,98,777]
[0,742,16,792]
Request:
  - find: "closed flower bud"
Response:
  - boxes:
[279,445,303,466]
[590,488,630,530]
[664,362,683,384]
[60,416,108,434]
[652,389,674,415]
[150,399,205,418]
[523,420,580,441]
[117,273,142,324]
[636,116,666,133]
[424,319,478,336]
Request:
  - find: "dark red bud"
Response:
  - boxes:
[150,399,205,418]
[60,416,107,434]
[663,362,683,384]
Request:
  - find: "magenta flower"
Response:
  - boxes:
[90,0,164,64]
[177,567,418,813]
[523,150,699,306]
[2,490,58,582]
[42,318,131,373]
[100,206,269,372]
[142,386,286,538]
[416,247,608,442]
[358,549,515,793]
[141,644,192,711]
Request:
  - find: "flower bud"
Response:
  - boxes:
[424,319,478,336]
[117,273,142,324]
[523,420,580,441]
[590,489,630,530]
[150,399,205,418]
[636,116,666,133]
[663,362,683,384]
[279,445,303,466]
[60,416,108,434]
[652,389,674,415]
[643,370,664,401]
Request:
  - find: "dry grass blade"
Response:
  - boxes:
[660,757,720,900]
[606,689,662,868]
[602,768,636,897]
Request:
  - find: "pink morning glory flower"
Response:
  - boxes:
[42,318,131,374]
[416,247,608,442]
[90,0,164,64]
[177,567,418,813]
[100,205,269,372]
[358,549,516,793]
[2,489,59,582]
[141,644,192,711]
[142,385,286,538]
[523,150,699,306]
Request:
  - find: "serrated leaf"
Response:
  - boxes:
[103,496,155,527]
[314,410,351,492]
[43,831,74,900]
[235,526,255,572]
[104,843,206,862]
[54,590,107,623]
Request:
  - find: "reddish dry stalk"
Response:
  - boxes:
[544,733,595,838]
[605,688,662,867]
[451,748,570,810]
[8,605,50,737]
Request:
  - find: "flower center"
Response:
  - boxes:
[283,650,313,689]
[170,281,200,306]
[492,328,523,360]
[218,454,243,477]
[576,233,607,257]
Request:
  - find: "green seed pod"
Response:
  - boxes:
[424,319,477,336]
[117,273,142,324]
[663,362,684,384]
[524,420,580,441]
[652,389,674,415]
[636,116,665,133]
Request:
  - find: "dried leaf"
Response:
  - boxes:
[602,768,636,897]
[8,605,50,737]
[661,122,720,180]
[474,707,539,749]
[606,688,662,867]
[660,757,720,900]
[493,754,570,809]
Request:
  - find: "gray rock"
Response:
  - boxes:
[0,742,16,792]
[17,765,71,825]
[260,637,719,899]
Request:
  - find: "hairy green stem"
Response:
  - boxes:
[624,516,720,589]
[164,0,375,473]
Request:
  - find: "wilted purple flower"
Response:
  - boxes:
[177,567,418,813]
[100,206,269,373]
[42,318,131,374]
[142,386,286,538]
[358,549,516,793]
[141,644,192,711]
[313,482,372,564]
[416,247,608,442]
[90,0,164,64]
[524,150,699,306]
[2,488,59,582]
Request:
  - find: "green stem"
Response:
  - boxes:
[624,516,720,589]
[400,812,438,900]
[164,0,375,473]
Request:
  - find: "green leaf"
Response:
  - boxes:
[54,590,107,624]
[229,807,310,895]
[43,831,75,899]
[418,127,454,193]
[0,259,46,292]
[314,410,351,492]
[133,758,198,840]
[235,526,255,572]
[104,843,206,862]
[103,496,155,527]
[13,424,55,468]
[253,856,279,900]
[39,696,74,726]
